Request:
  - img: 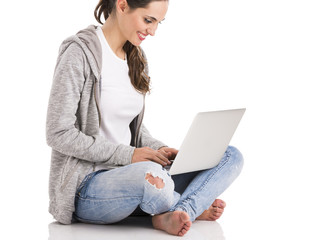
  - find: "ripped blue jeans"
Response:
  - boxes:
[73,146,244,223]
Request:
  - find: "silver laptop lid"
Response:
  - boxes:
[168,108,245,175]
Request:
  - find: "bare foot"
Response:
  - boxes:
[196,199,226,221]
[152,211,192,236]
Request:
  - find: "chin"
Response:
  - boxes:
[129,40,142,47]
[127,35,143,47]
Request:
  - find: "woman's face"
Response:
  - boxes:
[117,0,169,46]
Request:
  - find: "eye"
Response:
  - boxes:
[144,18,152,24]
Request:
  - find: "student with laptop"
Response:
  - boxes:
[46,0,244,237]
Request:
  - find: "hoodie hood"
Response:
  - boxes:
[58,25,102,81]
[57,25,150,84]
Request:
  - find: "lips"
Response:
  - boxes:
[137,32,147,41]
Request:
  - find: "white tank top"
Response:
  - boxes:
[96,27,144,145]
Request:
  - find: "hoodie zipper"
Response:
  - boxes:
[94,78,102,127]
[93,77,101,172]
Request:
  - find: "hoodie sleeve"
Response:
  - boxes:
[46,42,134,165]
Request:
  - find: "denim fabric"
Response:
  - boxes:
[170,146,244,221]
[74,146,243,223]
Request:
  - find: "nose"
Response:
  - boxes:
[147,28,155,36]
[147,24,158,36]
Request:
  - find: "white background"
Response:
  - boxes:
[1,0,323,239]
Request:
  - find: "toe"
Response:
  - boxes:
[179,227,189,236]
[184,222,191,230]
[215,207,224,213]
[213,199,226,208]
[215,212,222,217]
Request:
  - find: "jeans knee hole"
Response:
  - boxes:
[145,172,165,190]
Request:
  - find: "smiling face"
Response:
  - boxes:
[117,0,169,46]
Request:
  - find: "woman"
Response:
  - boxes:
[46,0,244,236]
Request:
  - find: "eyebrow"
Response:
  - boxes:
[146,15,165,23]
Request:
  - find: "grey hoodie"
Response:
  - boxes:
[46,25,166,224]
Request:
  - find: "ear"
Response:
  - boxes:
[116,0,128,13]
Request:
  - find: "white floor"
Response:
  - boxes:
[48,217,225,240]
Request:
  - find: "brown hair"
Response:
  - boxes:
[94,0,167,94]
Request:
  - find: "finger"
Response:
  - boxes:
[145,148,171,166]
[168,148,179,155]
[157,149,169,159]
[167,148,179,159]
[172,148,179,154]
[153,150,171,164]
[159,150,173,160]
[146,150,168,166]
[151,155,168,166]
[156,152,172,165]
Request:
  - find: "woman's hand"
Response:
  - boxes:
[158,147,178,160]
[132,147,172,166]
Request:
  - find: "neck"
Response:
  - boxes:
[101,17,127,59]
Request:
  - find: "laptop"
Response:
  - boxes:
[166,108,245,175]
